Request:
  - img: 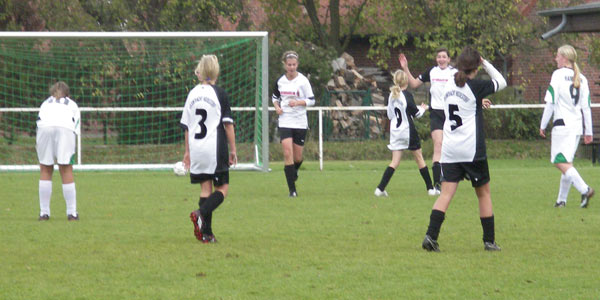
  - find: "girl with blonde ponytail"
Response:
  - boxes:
[374,70,434,197]
[540,44,594,208]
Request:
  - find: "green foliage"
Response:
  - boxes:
[485,87,543,140]
[0,0,244,31]
[367,0,535,69]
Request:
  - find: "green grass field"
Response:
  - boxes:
[1,159,599,299]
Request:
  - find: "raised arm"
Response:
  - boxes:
[481,58,507,91]
[399,54,423,89]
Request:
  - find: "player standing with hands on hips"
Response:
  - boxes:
[374,69,435,197]
[539,44,594,208]
[181,54,237,243]
[421,47,506,252]
[399,48,457,195]
[272,51,315,197]
[36,81,80,221]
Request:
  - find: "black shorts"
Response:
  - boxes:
[441,160,490,187]
[429,109,445,132]
[279,127,307,146]
[190,171,229,186]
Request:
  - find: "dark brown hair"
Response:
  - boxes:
[454,47,481,87]
[436,47,449,57]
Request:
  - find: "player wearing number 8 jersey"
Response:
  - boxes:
[539,45,594,208]
[421,47,506,252]
[180,54,237,243]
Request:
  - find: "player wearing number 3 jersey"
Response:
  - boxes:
[421,47,506,252]
[539,45,594,208]
[180,54,237,243]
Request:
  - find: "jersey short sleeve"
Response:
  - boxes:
[544,71,561,104]
[214,85,233,124]
[271,79,282,104]
[403,91,419,117]
[417,66,434,83]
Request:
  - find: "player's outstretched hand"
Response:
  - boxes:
[420,103,429,110]
[539,128,546,138]
[482,98,492,109]
[398,54,408,69]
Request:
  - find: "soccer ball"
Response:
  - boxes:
[173,161,187,176]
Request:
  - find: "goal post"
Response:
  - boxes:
[0,31,270,172]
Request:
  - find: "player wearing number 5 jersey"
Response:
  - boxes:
[180,54,237,243]
[539,45,594,208]
[374,70,434,197]
[421,47,506,252]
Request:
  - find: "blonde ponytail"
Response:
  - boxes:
[390,69,408,99]
[557,45,580,88]
[573,62,581,88]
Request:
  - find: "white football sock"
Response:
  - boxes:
[565,167,588,195]
[62,183,77,216]
[557,174,571,203]
[39,180,52,216]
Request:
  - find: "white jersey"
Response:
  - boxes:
[543,68,591,135]
[418,66,457,110]
[180,84,233,175]
[272,72,315,129]
[37,96,80,135]
[441,79,502,163]
[387,90,425,150]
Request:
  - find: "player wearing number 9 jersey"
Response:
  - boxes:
[180,54,237,244]
[374,69,435,197]
[539,44,594,208]
[421,47,506,252]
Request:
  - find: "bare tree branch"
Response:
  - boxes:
[302,0,330,49]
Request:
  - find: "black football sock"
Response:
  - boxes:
[200,191,224,233]
[419,166,434,190]
[199,197,212,235]
[293,160,303,181]
[284,165,296,193]
[377,166,395,191]
[432,162,441,186]
[426,209,445,240]
[480,215,495,243]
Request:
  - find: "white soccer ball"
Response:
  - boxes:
[173,161,187,176]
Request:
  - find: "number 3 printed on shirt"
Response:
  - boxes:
[448,104,463,131]
[195,108,207,139]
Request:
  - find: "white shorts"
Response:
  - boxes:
[550,130,580,163]
[36,126,76,165]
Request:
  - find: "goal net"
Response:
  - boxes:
[0,32,269,172]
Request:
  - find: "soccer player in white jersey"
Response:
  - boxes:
[421,47,506,252]
[272,50,315,197]
[399,48,457,195]
[539,45,594,208]
[36,81,80,221]
[374,70,435,197]
[181,55,237,243]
